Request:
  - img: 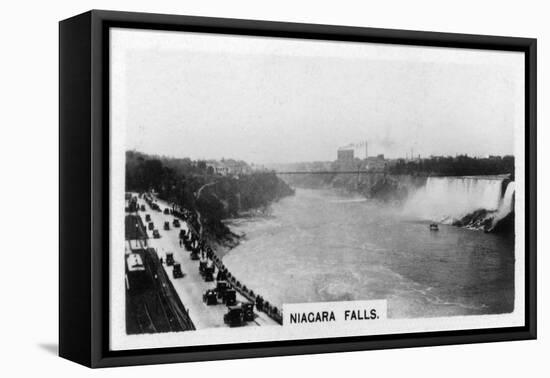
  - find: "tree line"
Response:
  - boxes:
[126,151,295,240]
[388,155,514,178]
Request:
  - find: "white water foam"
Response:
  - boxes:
[495,181,516,222]
[403,176,506,223]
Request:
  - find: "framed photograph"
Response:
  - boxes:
[59,10,536,368]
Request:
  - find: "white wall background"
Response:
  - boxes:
[0,0,546,376]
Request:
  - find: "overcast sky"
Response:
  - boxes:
[111,29,524,165]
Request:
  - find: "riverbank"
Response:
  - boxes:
[208,238,240,260]
[201,198,289,259]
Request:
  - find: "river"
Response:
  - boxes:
[222,188,514,318]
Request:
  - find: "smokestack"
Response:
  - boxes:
[365,140,368,159]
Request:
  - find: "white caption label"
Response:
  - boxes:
[283,300,387,326]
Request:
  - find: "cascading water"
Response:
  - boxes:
[403,176,511,226]
[493,181,515,224]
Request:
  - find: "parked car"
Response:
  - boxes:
[172,263,183,278]
[203,289,218,305]
[242,302,255,321]
[166,252,174,266]
[204,266,215,282]
[223,305,244,327]
[223,289,237,306]
[216,281,228,299]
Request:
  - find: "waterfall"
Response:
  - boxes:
[403,176,507,223]
[494,181,515,222]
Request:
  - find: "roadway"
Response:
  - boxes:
[134,195,278,329]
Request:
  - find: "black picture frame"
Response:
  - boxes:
[59,9,537,368]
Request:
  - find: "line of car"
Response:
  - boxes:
[142,200,259,327]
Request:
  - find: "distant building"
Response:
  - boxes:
[365,155,387,171]
[224,160,252,175]
[206,162,229,176]
[337,148,354,162]
[206,159,252,176]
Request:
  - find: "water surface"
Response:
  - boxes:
[223,188,514,318]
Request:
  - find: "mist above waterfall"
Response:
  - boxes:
[403,176,514,226]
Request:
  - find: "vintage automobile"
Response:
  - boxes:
[148,222,154,231]
[242,302,255,321]
[202,289,218,305]
[173,219,180,228]
[140,204,146,211]
[145,214,151,222]
[153,229,160,239]
[216,270,227,281]
[172,263,183,278]
[190,250,200,260]
[198,261,215,281]
[216,281,228,299]
[203,266,215,282]
[199,261,207,275]
[164,221,170,230]
[223,305,244,327]
[166,252,174,266]
[164,208,170,215]
[223,288,237,306]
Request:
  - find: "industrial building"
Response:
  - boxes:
[337,148,354,162]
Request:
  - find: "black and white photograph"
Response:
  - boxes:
[3,0,548,374]
[109,26,527,351]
